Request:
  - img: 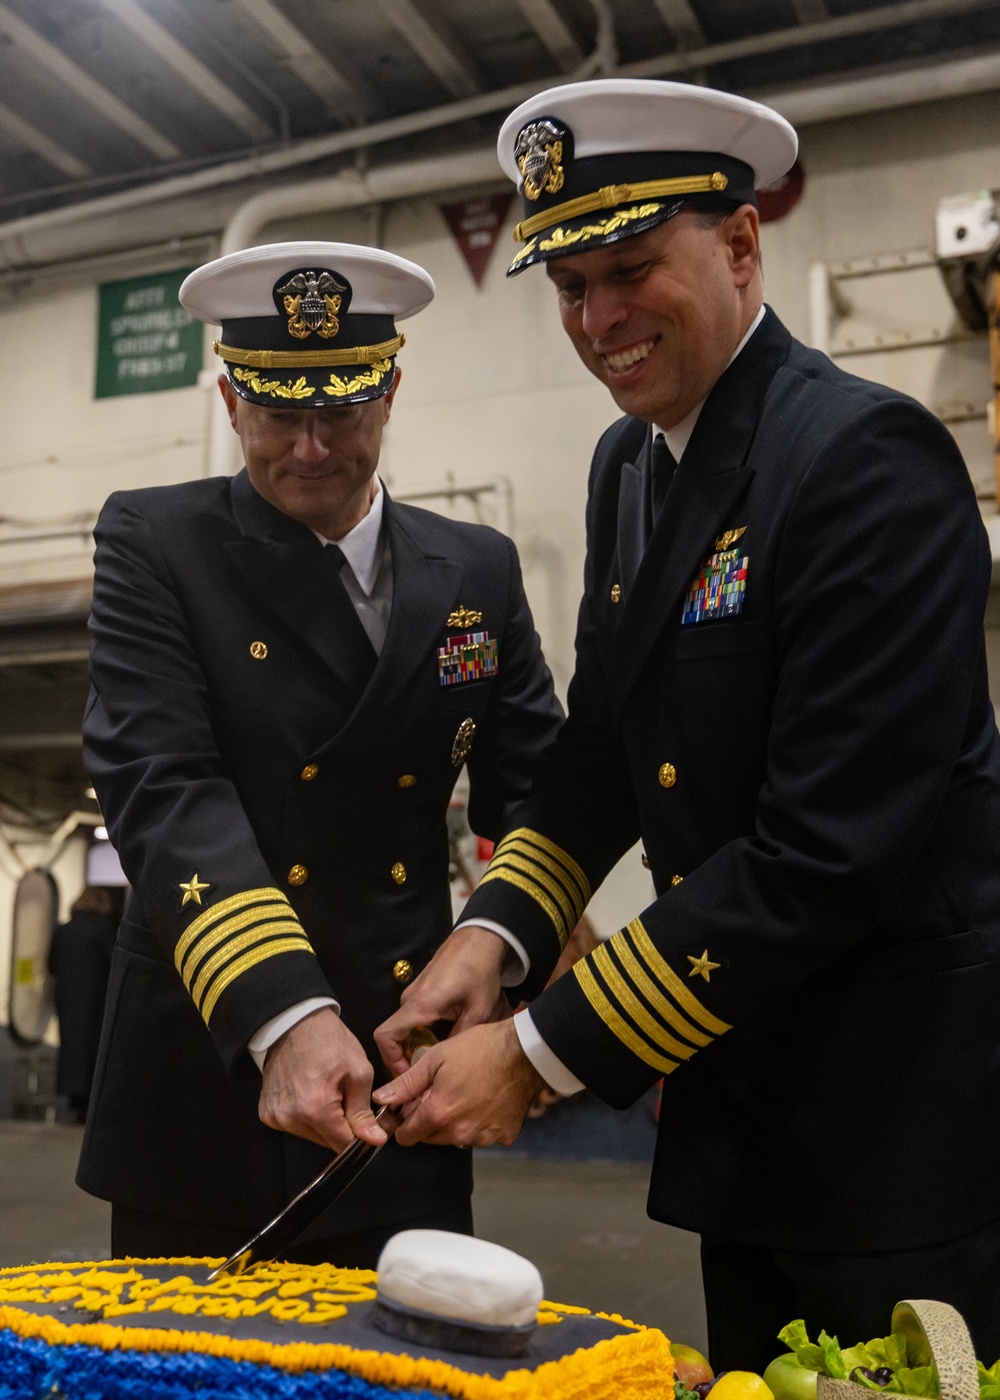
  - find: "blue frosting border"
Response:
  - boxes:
[0,1332,443,1400]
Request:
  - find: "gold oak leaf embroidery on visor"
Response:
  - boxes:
[510,203,666,265]
[232,367,314,400]
[322,359,394,398]
[478,828,591,949]
[174,887,316,1026]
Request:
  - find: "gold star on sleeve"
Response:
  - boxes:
[179,873,211,907]
[687,949,720,982]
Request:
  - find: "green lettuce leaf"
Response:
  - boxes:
[977,1357,1000,1400]
[779,1320,828,1373]
[675,1382,701,1400]
[817,1331,851,1381]
[775,1322,939,1397]
[863,1336,910,1373]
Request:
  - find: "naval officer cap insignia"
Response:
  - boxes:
[179,241,435,407]
[497,79,798,274]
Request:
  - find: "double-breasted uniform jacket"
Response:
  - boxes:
[78,469,562,1237]
[461,309,1000,1253]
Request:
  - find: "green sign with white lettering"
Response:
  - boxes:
[95,267,202,398]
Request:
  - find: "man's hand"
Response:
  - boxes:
[259,1006,386,1153]
[372,1019,543,1148]
[374,925,513,1078]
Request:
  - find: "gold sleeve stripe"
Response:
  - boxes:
[499,838,586,921]
[610,933,712,1049]
[178,904,295,985]
[574,961,679,1076]
[175,887,290,973]
[486,851,580,934]
[626,918,732,1035]
[498,828,591,907]
[591,944,698,1061]
[478,865,570,948]
[201,939,318,1026]
[189,922,310,1011]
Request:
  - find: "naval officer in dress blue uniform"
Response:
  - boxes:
[78,241,562,1266]
[375,83,1000,1361]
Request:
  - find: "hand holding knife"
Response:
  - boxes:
[208,1028,437,1281]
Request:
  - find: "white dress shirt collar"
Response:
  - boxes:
[655,303,767,462]
[312,474,385,597]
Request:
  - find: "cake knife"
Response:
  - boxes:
[208,1029,438,1281]
[207,1103,403,1281]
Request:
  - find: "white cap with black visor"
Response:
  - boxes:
[179,241,434,408]
[497,79,798,275]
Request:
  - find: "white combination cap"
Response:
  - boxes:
[178,241,434,406]
[496,78,797,274]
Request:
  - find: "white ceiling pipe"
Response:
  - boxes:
[0,76,547,272]
[0,0,995,273]
[220,145,497,255]
[764,46,1000,126]
[207,145,500,476]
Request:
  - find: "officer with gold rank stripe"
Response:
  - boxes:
[375,83,1000,1363]
[78,241,562,1266]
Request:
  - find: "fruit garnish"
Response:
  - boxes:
[709,1370,775,1400]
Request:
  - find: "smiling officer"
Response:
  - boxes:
[374,83,1000,1361]
[78,241,562,1265]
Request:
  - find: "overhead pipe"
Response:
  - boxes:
[219,146,497,255]
[763,46,1000,127]
[0,0,997,272]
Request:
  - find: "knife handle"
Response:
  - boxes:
[404,1026,438,1064]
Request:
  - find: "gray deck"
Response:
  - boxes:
[0,1121,707,1351]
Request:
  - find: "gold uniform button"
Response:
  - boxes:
[641,853,650,869]
[658,762,677,789]
[391,862,407,885]
[249,640,268,660]
[393,959,413,984]
[397,774,417,788]
[671,874,684,887]
[300,764,319,782]
[287,864,308,886]
[610,583,622,603]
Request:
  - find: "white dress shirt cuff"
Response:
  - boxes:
[248,996,340,1072]
[452,918,530,987]
[513,1008,585,1096]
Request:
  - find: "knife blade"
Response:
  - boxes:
[207,1028,438,1281]
[207,1103,402,1281]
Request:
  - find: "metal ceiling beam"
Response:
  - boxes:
[96,0,272,141]
[1,0,997,261]
[514,0,584,71]
[629,0,987,77]
[791,0,829,21]
[0,103,91,179]
[231,0,371,122]
[0,2,179,160]
[651,0,705,49]
[377,0,483,98]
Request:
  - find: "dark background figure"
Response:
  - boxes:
[49,885,124,1122]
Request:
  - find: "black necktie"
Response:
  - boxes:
[649,434,678,528]
[324,543,377,700]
